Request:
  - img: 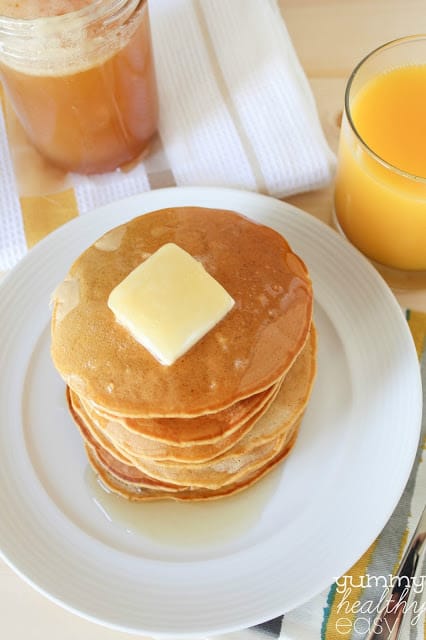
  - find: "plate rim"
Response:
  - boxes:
[0,186,422,637]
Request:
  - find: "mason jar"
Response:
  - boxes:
[0,0,158,174]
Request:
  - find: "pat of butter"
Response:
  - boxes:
[107,243,235,365]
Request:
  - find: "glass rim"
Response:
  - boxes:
[344,33,426,184]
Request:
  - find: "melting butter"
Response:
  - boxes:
[94,227,126,252]
[51,276,80,323]
[107,243,235,365]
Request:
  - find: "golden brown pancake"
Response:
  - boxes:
[52,206,316,502]
[68,328,315,474]
[85,422,301,502]
[51,207,312,417]
[71,382,299,490]
[68,330,315,491]
[112,340,315,489]
[107,328,316,461]
[70,383,282,463]
[121,430,291,489]
[69,396,186,491]
[72,381,301,493]
[77,377,282,446]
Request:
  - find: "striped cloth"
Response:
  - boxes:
[0,0,335,271]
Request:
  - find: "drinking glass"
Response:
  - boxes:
[334,36,426,289]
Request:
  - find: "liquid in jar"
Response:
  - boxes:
[0,0,158,174]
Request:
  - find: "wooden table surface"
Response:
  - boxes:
[1,2,425,639]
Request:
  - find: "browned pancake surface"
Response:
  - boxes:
[86,423,301,502]
[71,384,280,462]
[77,379,280,446]
[69,329,316,491]
[51,207,312,417]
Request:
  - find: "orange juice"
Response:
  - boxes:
[0,1,158,174]
[334,64,426,272]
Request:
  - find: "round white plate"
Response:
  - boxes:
[0,187,422,638]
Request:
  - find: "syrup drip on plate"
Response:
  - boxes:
[85,465,279,547]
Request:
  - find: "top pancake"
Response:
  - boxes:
[51,207,313,417]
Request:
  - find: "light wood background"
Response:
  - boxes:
[1,2,424,640]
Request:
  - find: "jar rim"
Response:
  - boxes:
[344,34,426,184]
[0,0,146,75]
[0,0,139,32]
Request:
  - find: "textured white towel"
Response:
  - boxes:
[150,0,334,196]
[0,0,334,271]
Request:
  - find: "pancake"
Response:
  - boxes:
[112,336,315,489]
[121,429,292,489]
[68,395,187,491]
[51,207,312,418]
[77,376,281,446]
[68,329,315,491]
[70,382,282,463]
[71,379,301,490]
[92,427,293,491]
[51,206,317,503]
[68,326,315,476]
[85,422,301,502]
[106,328,315,462]
[74,381,301,492]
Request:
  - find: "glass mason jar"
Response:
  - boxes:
[0,0,158,174]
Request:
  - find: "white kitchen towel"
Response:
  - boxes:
[0,0,335,271]
[150,0,335,196]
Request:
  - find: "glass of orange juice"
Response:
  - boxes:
[0,0,158,175]
[334,35,426,289]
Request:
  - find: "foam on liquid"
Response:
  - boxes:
[0,0,145,76]
[0,1,92,19]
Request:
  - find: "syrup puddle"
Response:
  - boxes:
[85,466,280,547]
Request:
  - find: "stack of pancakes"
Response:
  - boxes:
[51,207,316,501]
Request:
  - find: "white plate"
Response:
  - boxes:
[0,187,422,638]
